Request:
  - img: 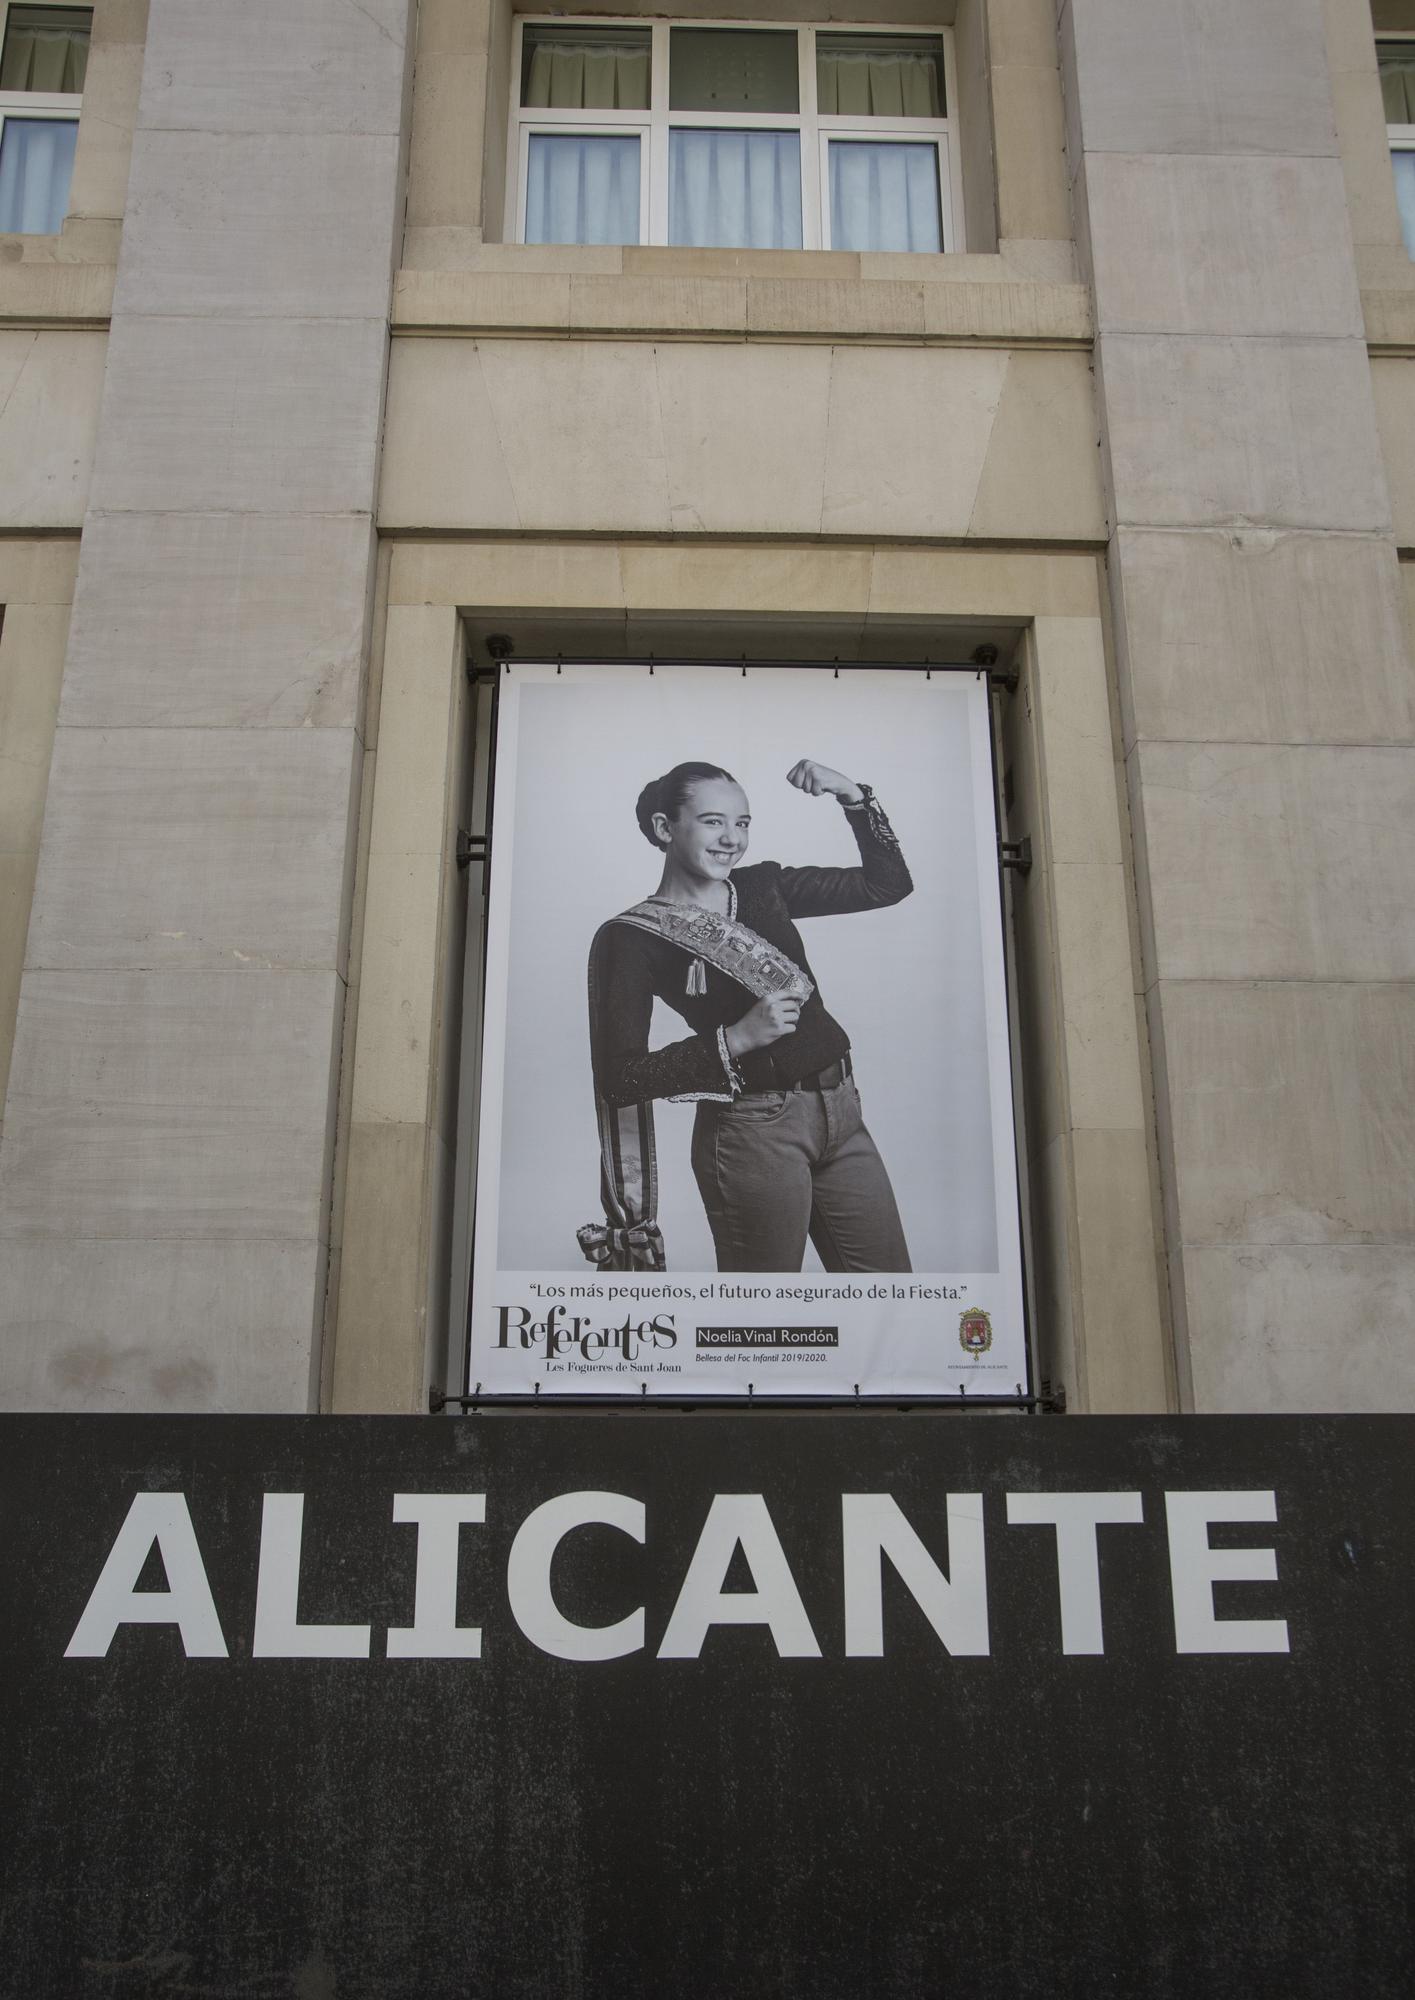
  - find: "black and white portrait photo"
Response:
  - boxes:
[468,662,1026,1398]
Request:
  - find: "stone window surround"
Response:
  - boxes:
[0,0,148,323]
[326,539,1174,1418]
[404,0,1077,282]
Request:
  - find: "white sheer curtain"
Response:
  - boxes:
[817,49,940,119]
[525,133,640,246]
[524,40,649,111]
[669,131,802,249]
[0,118,77,233]
[1394,152,1415,260]
[829,140,941,252]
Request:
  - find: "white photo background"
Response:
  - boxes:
[492,663,1001,1275]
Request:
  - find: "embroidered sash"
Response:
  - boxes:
[580,893,812,1271]
[612,899,814,1007]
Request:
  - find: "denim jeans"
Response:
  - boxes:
[691,1074,911,1274]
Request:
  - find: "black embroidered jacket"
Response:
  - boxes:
[589,795,913,1107]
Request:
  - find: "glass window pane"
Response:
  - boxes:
[0,7,91,93]
[0,116,77,232]
[669,129,802,249]
[1379,45,1415,124]
[817,34,944,119]
[521,26,650,111]
[1394,151,1415,260]
[669,29,798,114]
[829,140,941,253]
[525,133,640,246]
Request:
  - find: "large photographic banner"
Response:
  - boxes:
[467,663,1026,1396]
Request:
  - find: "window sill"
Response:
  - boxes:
[0,226,115,327]
[392,241,1090,347]
[1357,247,1415,351]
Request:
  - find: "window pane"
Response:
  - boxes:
[1379,46,1415,124]
[0,116,77,232]
[669,29,798,114]
[1394,151,1415,260]
[0,7,91,93]
[669,129,802,248]
[829,140,941,253]
[817,34,944,119]
[525,133,640,246]
[522,26,650,111]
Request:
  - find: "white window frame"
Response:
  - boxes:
[1378,32,1415,258]
[508,17,961,254]
[0,1,89,238]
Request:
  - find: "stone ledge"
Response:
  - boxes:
[1363,285,1415,351]
[393,263,1093,346]
[0,252,115,327]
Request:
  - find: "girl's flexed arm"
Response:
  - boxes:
[776,760,913,918]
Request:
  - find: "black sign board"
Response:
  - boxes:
[1,1413,1411,1997]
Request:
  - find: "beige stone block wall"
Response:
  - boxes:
[0,334,107,529]
[1323,0,1410,261]
[379,337,1104,541]
[1068,0,1415,1412]
[1371,355,1415,548]
[987,5,1071,245]
[332,605,470,1413]
[0,0,416,1415]
[0,543,78,1129]
[67,0,149,230]
[999,612,1169,1413]
[328,539,1172,1416]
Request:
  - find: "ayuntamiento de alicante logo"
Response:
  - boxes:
[959,1308,993,1356]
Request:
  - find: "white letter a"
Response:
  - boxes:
[65,1493,228,1659]
[659,1495,821,1659]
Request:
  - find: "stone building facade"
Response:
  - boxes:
[0,0,1411,1419]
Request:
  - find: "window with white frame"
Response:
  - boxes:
[508,17,960,253]
[0,2,89,235]
[1378,36,1415,258]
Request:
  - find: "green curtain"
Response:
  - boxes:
[0,15,90,94]
[817,49,940,119]
[1380,54,1415,124]
[524,40,650,112]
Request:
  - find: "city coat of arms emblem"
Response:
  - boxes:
[958,1308,993,1355]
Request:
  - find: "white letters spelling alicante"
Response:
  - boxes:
[60,1486,1293,1663]
[1165,1491,1290,1655]
[507,1491,646,1661]
[252,1494,371,1659]
[658,1494,821,1659]
[65,1493,228,1659]
[841,1493,989,1657]
[1004,1492,1145,1655]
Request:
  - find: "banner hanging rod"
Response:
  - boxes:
[474,646,1017,691]
[431,1387,1066,1415]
